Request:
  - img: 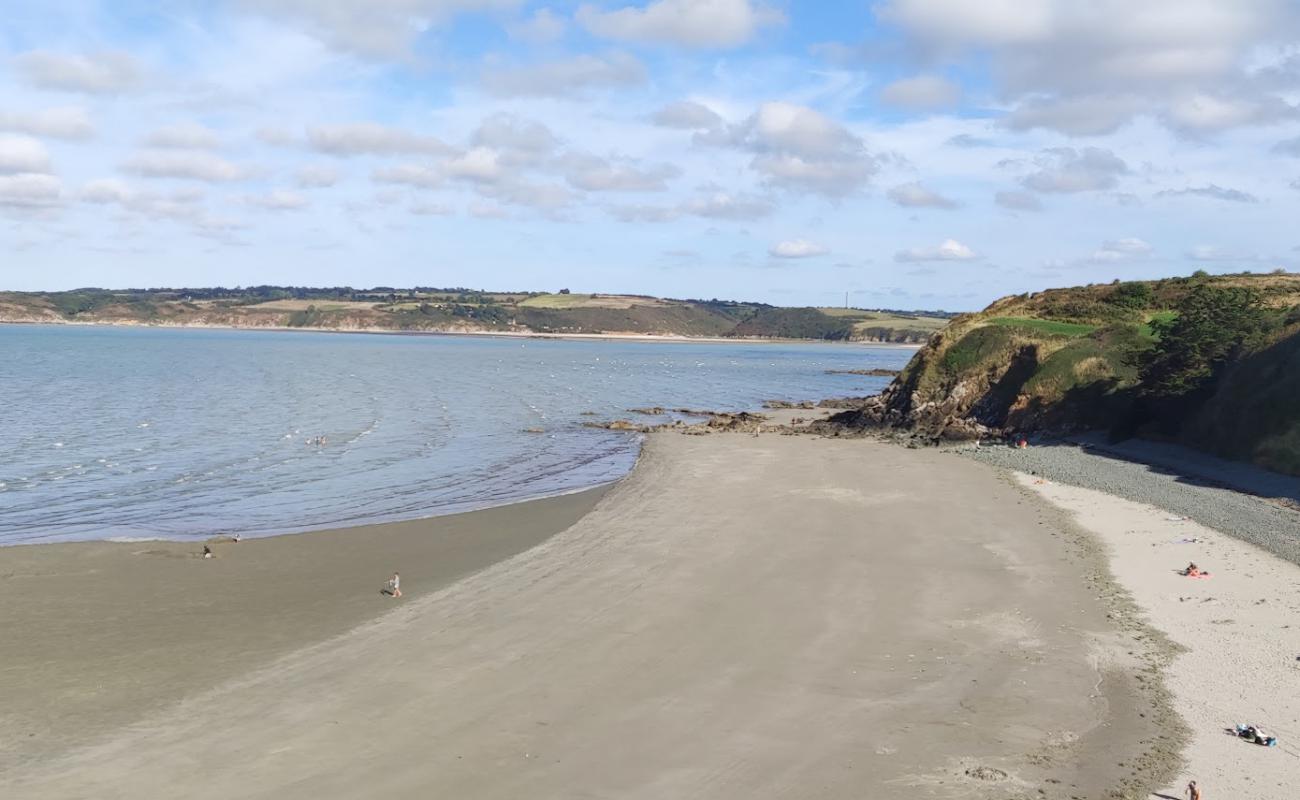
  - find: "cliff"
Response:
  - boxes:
[821,273,1300,475]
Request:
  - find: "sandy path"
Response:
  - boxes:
[4,435,1166,799]
[1022,476,1300,799]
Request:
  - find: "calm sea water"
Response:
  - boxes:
[0,325,910,545]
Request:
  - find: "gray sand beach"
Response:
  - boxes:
[1,433,1175,799]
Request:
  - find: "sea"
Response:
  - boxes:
[0,325,911,545]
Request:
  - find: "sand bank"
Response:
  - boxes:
[1022,476,1300,799]
[2,433,1172,799]
[0,488,606,773]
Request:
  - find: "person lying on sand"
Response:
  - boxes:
[1235,724,1278,746]
[1181,562,1209,577]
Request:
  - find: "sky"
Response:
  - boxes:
[2,1,1299,311]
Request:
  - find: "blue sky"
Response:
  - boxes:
[2,0,1299,310]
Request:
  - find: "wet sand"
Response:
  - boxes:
[0,488,607,773]
[1,435,1173,799]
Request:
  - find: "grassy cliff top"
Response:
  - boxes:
[870,271,1300,475]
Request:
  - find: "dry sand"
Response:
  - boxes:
[1,433,1172,799]
[1021,475,1300,799]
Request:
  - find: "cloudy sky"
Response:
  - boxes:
[3,0,1300,310]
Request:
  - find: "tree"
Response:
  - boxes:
[1139,285,1269,400]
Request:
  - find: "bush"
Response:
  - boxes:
[1108,281,1153,309]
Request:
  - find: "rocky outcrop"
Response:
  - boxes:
[586,410,771,436]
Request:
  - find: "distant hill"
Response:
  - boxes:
[821,272,1300,475]
[0,287,951,343]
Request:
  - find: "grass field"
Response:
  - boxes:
[986,316,1096,337]
[1138,310,1178,339]
[815,308,950,333]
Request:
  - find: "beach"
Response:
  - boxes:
[0,489,606,773]
[2,432,1177,799]
[1023,476,1300,798]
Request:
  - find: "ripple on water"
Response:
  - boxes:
[0,326,911,545]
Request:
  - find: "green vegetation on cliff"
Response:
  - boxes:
[847,272,1300,475]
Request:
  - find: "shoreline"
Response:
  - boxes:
[0,319,925,347]
[3,431,1175,798]
[4,479,625,548]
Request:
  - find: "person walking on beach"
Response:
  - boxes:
[1186,779,1201,800]
[388,572,402,598]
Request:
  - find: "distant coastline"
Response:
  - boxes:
[0,318,925,347]
[0,287,952,343]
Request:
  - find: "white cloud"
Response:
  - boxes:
[894,238,979,262]
[295,164,339,188]
[145,122,221,150]
[770,239,829,258]
[79,179,205,221]
[0,135,54,174]
[1089,237,1153,262]
[121,151,249,182]
[994,190,1043,211]
[887,181,958,208]
[0,173,62,208]
[560,154,679,192]
[877,0,1300,135]
[245,190,309,210]
[683,191,774,220]
[14,50,141,94]
[478,178,575,215]
[238,0,520,58]
[879,75,960,109]
[307,123,451,157]
[1156,184,1259,203]
[508,8,567,43]
[652,101,725,130]
[0,108,94,140]
[608,190,775,223]
[1021,147,1128,193]
[372,163,444,189]
[443,147,504,183]
[481,52,646,97]
[577,0,782,48]
[80,178,134,204]
[606,203,681,223]
[706,102,877,197]
[1000,95,1145,136]
[1162,92,1296,134]
[470,114,558,162]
